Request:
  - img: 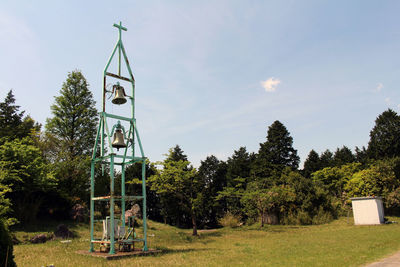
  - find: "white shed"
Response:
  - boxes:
[351,197,384,225]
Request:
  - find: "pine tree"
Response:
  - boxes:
[166,145,188,162]
[333,146,355,166]
[217,147,253,218]
[45,70,98,158]
[252,120,299,181]
[197,155,227,227]
[367,109,400,159]
[226,147,254,185]
[355,146,368,164]
[45,70,98,203]
[0,90,39,143]
[303,149,321,178]
[320,149,334,169]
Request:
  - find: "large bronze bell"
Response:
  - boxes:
[112,129,126,150]
[111,84,127,105]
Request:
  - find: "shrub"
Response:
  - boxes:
[0,219,16,267]
[312,207,334,225]
[245,216,257,226]
[282,210,312,225]
[218,212,241,228]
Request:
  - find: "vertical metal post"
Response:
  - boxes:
[118,45,121,76]
[142,160,148,251]
[131,119,135,159]
[109,154,115,255]
[121,163,126,227]
[89,160,95,252]
[118,21,122,76]
[101,115,105,175]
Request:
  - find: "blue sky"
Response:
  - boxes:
[1,1,399,167]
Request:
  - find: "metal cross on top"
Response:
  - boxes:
[113,21,127,40]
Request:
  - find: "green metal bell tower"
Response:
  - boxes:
[89,21,148,254]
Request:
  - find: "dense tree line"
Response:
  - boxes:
[149,111,400,234]
[1,70,400,242]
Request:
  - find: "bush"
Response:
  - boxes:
[218,212,241,228]
[245,216,257,226]
[282,210,312,225]
[281,208,334,225]
[312,208,334,225]
[0,219,16,267]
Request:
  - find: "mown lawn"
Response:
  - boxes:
[12,217,400,267]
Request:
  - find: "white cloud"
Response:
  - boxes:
[385,97,391,104]
[261,77,281,92]
[397,104,400,110]
[375,83,383,92]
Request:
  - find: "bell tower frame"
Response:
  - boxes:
[89,21,148,254]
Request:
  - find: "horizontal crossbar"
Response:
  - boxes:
[103,112,133,122]
[105,72,132,82]
[92,195,144,201]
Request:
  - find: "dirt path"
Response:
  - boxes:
[364,251,400,266]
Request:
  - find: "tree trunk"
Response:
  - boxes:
[261,210,265,227]
[191,212,198,236]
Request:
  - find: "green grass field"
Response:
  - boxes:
[12,217,400,267]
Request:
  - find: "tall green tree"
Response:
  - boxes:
[303,149,321,178]
[46,70,98,158]
[217,147,253,218]
[320,149,334,169]
[368,109,400,159]
[0,90,39,143]
[149,147,199,235]
[45,70,98,204]
[252,120,299,181]
[166,145,188,162]
[355,146,368,165]
[197,155,227,227]
[151,145,192,226]
[333,146,355,167]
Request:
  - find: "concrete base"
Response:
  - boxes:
[76,249,162,260]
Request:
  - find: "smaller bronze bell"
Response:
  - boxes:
[112,84,127,105]
[112,129,126,150]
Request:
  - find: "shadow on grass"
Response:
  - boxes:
[172,230,222,244]
[156,247,210,256]
[253,225,303,232]
[198,230,222,238]
[11,220,84,242]
[197,230,222,244]
[266,228,285,233]
[11,220,85,232]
